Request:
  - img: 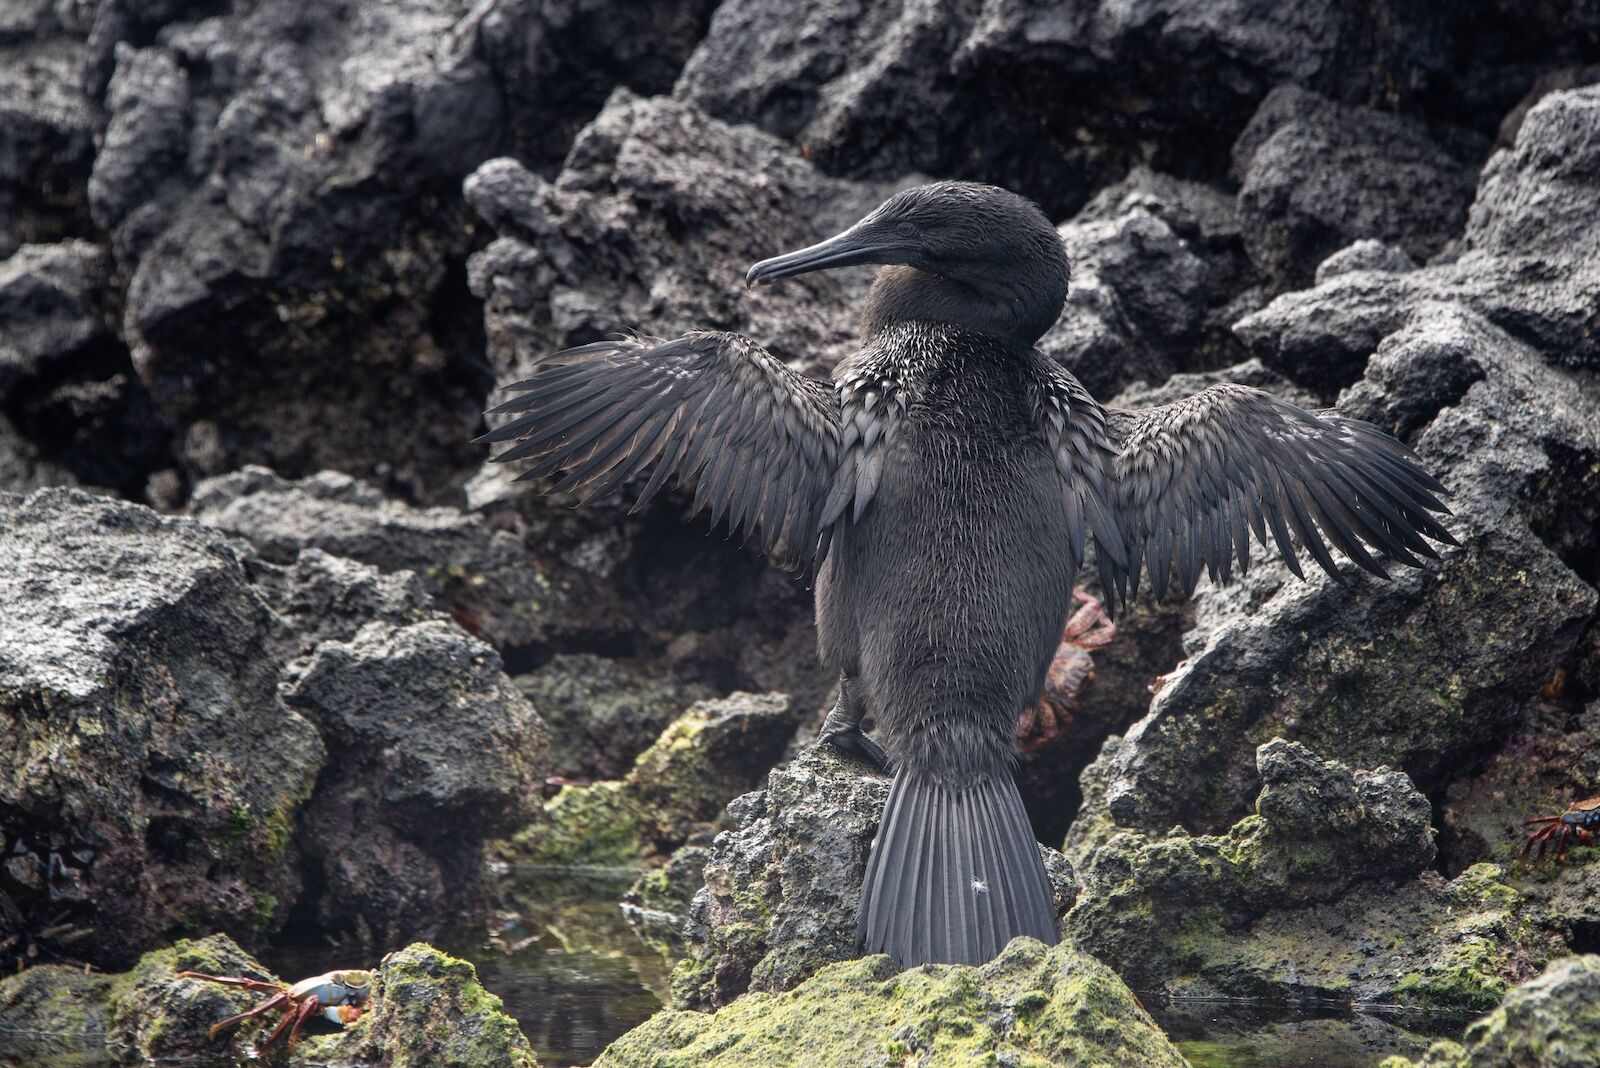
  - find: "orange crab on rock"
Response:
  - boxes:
[1015,590,1117,752]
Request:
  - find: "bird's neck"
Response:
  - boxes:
[862,264,1066,349]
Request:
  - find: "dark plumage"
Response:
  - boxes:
[477,181,1454,968]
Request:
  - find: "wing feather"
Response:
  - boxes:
[1106,384,1455,602]
[478,332,840,570]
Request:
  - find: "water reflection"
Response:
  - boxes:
[1150,995,1472,1068]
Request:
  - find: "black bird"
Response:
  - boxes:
[477,181,1454,967]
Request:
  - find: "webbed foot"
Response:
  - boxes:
[818,724,892,774]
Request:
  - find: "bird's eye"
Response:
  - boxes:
[896,221,918,238]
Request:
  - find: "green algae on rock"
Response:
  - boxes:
[1381,955,1600,1068]
[308,942,540,1068]
[0,963,114,1065]
[497,691,795,867]
[598,938,1184,1068]
[1068,740,1545,1010]
[106,933,275,1064]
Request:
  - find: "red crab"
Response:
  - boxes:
[1522,797,1600,863]
[1016,590,1117,752]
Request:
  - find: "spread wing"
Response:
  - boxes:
[477,332,840,570]
[1028,358,1127,590]
[1106,384,1455,603]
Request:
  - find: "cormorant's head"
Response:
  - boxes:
[746,181,1070,346]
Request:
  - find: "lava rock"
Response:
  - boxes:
[598,938,1185,1068]
[671,746,1077,1011]
[465,91,894,390]
[1232,87,1476,287]
[1067,741,1544,1009]
[0,488,324,969]
[0,963,113,1066]
[244,547,433,666]
[106,934,280,1065]
[193,466,561,653]
[1315,238,1419,284]
[1239,86,1600,388]
[516,653,709,781]
[0,241,171,499]
[283,620,549,944]
[1038,207,1210,399]
[1091,306,1599,839]
[85,2,498,499]
[0,4,96,258]
[501,692,797,869]
[621,844,713,956]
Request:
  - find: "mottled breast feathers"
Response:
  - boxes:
[477,332,840,570]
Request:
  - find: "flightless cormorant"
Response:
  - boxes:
[477,181,1454,967]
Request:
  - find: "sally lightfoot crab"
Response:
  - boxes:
[177,968,374,1051]
[1521,797,1600,863]
[1016,589,1118,752]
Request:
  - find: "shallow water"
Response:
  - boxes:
[2,869,1480,1067]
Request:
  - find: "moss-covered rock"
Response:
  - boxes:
[517,653,708,780]
[497,691,795,867]
[310,943,539,1068]
[599,938,1184,1067]
[1068,740,1546,1010]
[0,963,114,1065]
[1383,956,1600,1067]
[106,933,275,1065]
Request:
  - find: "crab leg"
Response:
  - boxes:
[204,991,292,1040]
[176,972,286,995]
[285,995,322,1052]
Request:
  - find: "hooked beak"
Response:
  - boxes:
[745,226,909,288]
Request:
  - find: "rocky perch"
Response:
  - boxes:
[597,938,1185,1068]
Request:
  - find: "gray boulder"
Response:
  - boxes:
[1238,85,1600,388]
[1232,86,1475,288]
[284,619,549,943]
[0,488,324,967]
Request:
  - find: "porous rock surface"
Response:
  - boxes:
[1068,740,1547,1011]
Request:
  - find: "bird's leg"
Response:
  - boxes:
[816,673,891,774]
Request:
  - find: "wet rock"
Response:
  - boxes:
[671,746,1076,1011]
[0,488,324,969]
[1239,86,1600,388]
[599,938,1185,1068]
[283,620,549,944]
[0,241,111,391]
[192,466,561,653]
[1232,87,1475,287]
[621,844,711,955]
[0,963,113,1066]
[1092,307,1599,839]
[1068,741,1546,1010]
[311,942,540,1068]
[77,933,539,1067]
[106,933,280,1065]
[1389,955,1600,1068]
[516,653,709,781]
[501,692,796,868]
